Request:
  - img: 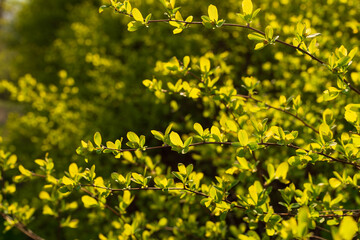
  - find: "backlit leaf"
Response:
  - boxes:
[132,8,143,22]
[339,216,358,240]
[242,0,253,15]
[170,132,183,147]
[208,4,218,22]
[94,132,102,147]
[238,130,249,146]
[81,196,98,208]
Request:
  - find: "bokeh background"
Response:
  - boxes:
[0,0,359,239]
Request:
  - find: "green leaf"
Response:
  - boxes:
[201,15,211,23]
[208,4,218,22]
[172,171,184,182]
[242,0,253,15]
[265,26,273,39]
[297,207,309,237]
[237,130,249,146]
[173,28,182,34]
[252,8,261,18]
[94,132,102,147]
[151,130,164,141]
[127,21,143,32]
[131,173,144,185]
[99,5,108,14]
[132,8,144,22]
[186,164,193,175]
[248,32,265,41]
[254,42,265,50]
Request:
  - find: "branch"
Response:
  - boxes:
[112,6,360,95]
[0,212,45,240]
[238,94,319,134]
[29,172,123,218]
[81,184,245,210]
[84,184,360,219]
[103,140,360,169]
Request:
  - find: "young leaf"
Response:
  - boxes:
[339,216,358,240]
[132,8,144,22]
[194,123,204,136]
[127,131,140,143]
[248,184,258,205]
[208,4,218,22]
[248,32,265,41]
[265,26,273,40]
[200,57,211,73]
[238,130,249,146]
[81,196,98,208]
[242,0,253,15]
[94,132,102,147]
[170,132,183,147]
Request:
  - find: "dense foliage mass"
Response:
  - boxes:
[1,0,360,239]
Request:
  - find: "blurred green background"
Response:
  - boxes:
[0,0,359,239]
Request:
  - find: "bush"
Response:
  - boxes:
[1,0,360,239]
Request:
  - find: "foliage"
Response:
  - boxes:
[1,0,360,239]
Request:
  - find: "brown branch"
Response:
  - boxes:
[0,212,45,240]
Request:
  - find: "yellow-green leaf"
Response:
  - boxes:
[339,216,358,240]
[345,109,358,123]
[39,191,51,200]
[238,130,249,146]
[173,28,183,34]
[208,4,218,22]
[242,0,253,15]
[43,205,55,215]
[194,123,204,136]
[94,132,102,147]
[275,162,288,179]
[132,8,143,22]
[81,195,98,208]
[170,132,183,147]
[62,176,74,186]
[69,163,78,178]
[329,178,341,188]
[127,131,139,143]
[19,165,32,177]
[248,184,258,205]
[200,57,210,73]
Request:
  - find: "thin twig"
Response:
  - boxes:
[0,212,45,240]
[239,94,319,134]
[103,140,360,169]
[111,6,360,95]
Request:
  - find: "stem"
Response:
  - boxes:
[103,140,360,169]
[0,212,45,240]
[111,6,360,95]
[239,94,319,134]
